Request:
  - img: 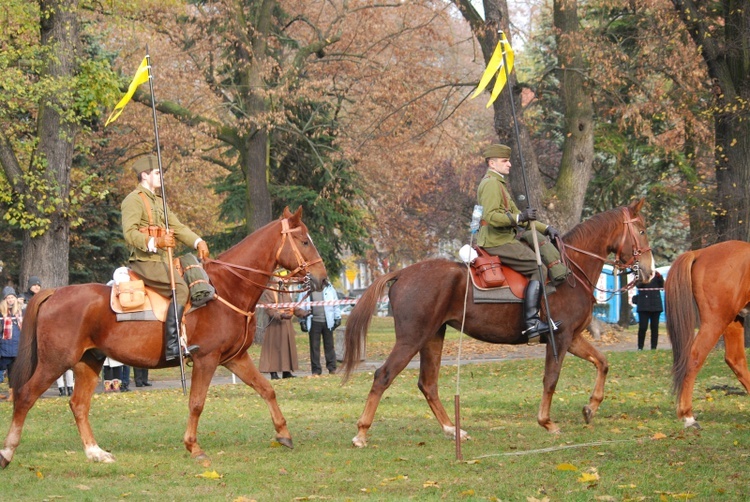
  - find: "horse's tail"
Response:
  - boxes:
[10,289,55,391]
[340,270,399,382]
[665,251,698,397]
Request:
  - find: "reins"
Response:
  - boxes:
[558,208,648,297]
[201,217,321,365]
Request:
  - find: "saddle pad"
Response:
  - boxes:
[116,311,160,322]
[472,283,523,303]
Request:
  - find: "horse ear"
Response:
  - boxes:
[629,198,645,215]
[282,206,292,218]
[290,206,303,223]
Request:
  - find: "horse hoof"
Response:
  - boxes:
[193,452,211,465]
[683,417,701,430]
[0,453,10,469]
[276,437,294,449]
[352,436,367,448]
[582,405,594,424]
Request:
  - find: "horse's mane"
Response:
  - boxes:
[563,206,625,250]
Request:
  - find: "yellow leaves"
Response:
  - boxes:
[578,470,600,483]
[460,489,476,497]
[423,480,439,488]
[380,474,408,485]
[652,432,667,440]
[233,497,257,502]
[556,463,578,471]
[656,491,696,500]
[195,470,223,479]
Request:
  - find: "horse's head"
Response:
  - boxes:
[276,206,328,291]
[618,199,655,283]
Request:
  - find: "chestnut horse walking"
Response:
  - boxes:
[341,200,653,447]
[0,207,327,468]
[665,240,750,429]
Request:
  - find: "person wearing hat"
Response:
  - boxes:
[477,144,561,343]
[121,154,209,361]
[258,274,308,380]
[23,276,42,303]
[0,286,22,402]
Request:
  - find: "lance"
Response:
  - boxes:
[497,31,559,361]
[145,46,189,395]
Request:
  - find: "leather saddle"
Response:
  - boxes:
[110,269,186,322]
[469,246,528,298]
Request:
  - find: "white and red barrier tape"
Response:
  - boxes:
[258,299,359,309]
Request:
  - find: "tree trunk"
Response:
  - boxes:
[552,0,594,231]
[243,131,273,233]
[20,0,79,288]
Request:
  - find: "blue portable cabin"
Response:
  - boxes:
[592,265,670,324]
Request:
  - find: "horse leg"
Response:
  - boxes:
[722,321,750,392]
[535,340,569,434]
[224,352,293,450]
[69,357,114,463]
[353,340,422,448]
[0,359,76,468]
[677,322,725,429]
[416,332,469,441]
[567,334,609,425]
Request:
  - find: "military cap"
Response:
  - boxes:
[131,155,158,175]
[483,144,512,159]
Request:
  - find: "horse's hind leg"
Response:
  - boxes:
[353,340,422,448]
[722,321,750,392]
[417,331,469,441]
[677,321,725,428]
[70,357,113,463]
[224,352,293,450]
[567,334,609,426]
[0,361,73,467]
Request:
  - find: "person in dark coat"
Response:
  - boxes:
[633,270,664,350]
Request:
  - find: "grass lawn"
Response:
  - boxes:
[1,335,748,501]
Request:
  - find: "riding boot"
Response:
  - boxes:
[164,303,199,361]
[522,280,561,344]
[67,386,74,396]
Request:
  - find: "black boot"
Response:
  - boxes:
[67,386,73,396]
[282,371,296,379]
[270,372,280,380]
[58,387,66,397]
[522,280,561,344]
[165,303,199,361]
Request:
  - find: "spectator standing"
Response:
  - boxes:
[120,365,131,392]
[56,370,74,397]
[258,278,307,379]
[23,276,42,303]
[102,357,124,392]
[0,286,22,402]
[633,270,664,350]
[299,280,341,376]
[134,367,152,387]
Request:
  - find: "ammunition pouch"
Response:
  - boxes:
[138,226,168,238]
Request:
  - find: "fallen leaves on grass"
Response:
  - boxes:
[195,470,223,479]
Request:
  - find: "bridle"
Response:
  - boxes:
[561,207,651,296]
[202,217,323,363]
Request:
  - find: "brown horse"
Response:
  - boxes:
[665,240,750,429]
[341,200,653,447]
[0,207,327,468]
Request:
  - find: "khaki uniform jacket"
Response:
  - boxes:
[477,169,548,248]
[121,186,201,263]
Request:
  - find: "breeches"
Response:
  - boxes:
[129,260,189,305]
